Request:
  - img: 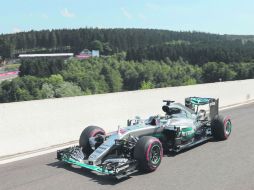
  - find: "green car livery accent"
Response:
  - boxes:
[62,157,114,174]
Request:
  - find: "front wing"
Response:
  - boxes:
[57,146,138,179]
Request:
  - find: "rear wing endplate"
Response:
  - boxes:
[209,98,219,120]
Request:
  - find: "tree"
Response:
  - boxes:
[19,58,65,77]
[0,39,11,59]
[119,62,139,90]
[91,40,103,52]
[49,31,57,48]
[202,62,236,82]
[0,55,253,103]
[140,81,155,90]
[39,83,54,98]
[103,42,113,55]
[15,88,33,101]
[47,74,64,86]
[54,82,83,98]
[100,65,123,92]
[2,28,254,65]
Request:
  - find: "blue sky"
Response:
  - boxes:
[1,0,254,35]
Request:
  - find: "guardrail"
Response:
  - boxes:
[0,79,253,157]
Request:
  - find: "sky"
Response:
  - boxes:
[1,0,254,35]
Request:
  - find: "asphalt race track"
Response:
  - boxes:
[0,103,254,190]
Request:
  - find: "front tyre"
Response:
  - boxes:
[211,115,232,140]
[134,136,163,172]
[79,126,105,155]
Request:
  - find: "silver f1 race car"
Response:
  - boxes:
[57,97,232,179]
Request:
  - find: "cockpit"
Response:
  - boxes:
[162,103,195,119]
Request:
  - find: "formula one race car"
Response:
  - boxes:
[57,97,232,179]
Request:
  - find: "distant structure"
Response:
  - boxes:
[76,49,99,60]
[19,53,74,58]
[19,50,99,60]
[13,46,72,58]
[92,50,100,57]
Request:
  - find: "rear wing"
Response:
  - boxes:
[185,97,219,120]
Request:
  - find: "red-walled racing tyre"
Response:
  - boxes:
[79,126,105,155]
[134,136,163,172]
[211,115,232,140]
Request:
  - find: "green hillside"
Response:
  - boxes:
[0,28,254,65]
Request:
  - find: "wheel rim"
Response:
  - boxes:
[150,145,161,165]
[225,120,232,136]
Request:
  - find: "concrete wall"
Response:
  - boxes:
[0,79,254,157]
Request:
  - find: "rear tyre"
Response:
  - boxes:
[211,115,232,140]
[134,136,163,172]
[79,126,105,155]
